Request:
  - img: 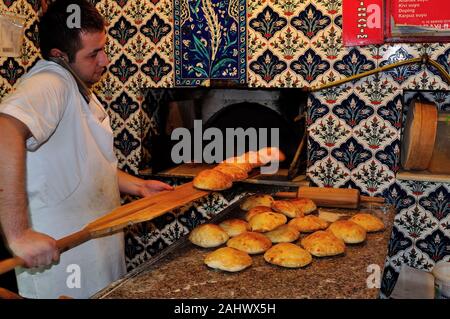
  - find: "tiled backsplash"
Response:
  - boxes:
[0,0,448,297]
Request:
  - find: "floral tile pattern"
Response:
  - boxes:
[174,0,246,86]
[1,0,449,286]
[380,181,450,298]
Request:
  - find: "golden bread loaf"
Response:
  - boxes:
[350,213,385,232]
[300,230,345,257]
[240,194,274,211]
[204,247,252,272]
[219,219,249,237]
[288,215,329,233]
[193,169,233,191]
[237,151,264,168]
[258,147,286,163]
[245,206,274,221]
[222,157,253,172]
[214,163,248,181]
[289,198,317,215]
[327,220,367,244]
[248,212,287,232]
[271,200,303,218]
[264,243,312,268]
[264,225,300,243]
[189,224,229,248]
[226,232,272,254]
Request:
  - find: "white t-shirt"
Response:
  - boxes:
[0,60,125,299]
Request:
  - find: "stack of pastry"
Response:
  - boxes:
[193,147,285,191]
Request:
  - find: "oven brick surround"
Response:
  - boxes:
[0,0,449,297]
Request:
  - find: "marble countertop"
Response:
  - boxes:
[93,204,394,299]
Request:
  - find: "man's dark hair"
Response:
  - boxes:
[39,0,105,62]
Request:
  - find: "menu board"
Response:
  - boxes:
[387,0,450,41]
[343,0,450,45]
[391,0,450,29]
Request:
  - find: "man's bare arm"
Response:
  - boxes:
[0,114,58,267]
[117,169,173,198]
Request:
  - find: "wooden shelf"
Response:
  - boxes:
[397,170,450,183]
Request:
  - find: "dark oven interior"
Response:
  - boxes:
[141,88,308,177]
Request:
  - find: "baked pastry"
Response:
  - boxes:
[271,200,303,218]
[189,224,229,248]
[350,213,385,232]
[264,225,300,243]
[289,198,317,215]
[219,219,249,237]
[288,215,329,233]
[204,247,252,272]
[327,220,367,244]
[221,157,253,173]
[237,151,264,168]
[226,232,272,254]
[264,243,312,268]
[193,169,233,191]
[248,212,287,232]
[258,147,286,163]
[245,206,274,221]
[300,231,345,257]
[214,163,248,181]
[240,194,274,211]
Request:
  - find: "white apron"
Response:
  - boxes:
[5,62,126,299]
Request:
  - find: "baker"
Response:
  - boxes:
[0,0,173,299]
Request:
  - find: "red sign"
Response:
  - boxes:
[343,0,384,46]
[391,0,450,29]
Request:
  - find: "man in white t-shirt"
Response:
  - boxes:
[0,0,173,298]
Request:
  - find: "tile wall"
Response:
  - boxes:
[0,0,448,296]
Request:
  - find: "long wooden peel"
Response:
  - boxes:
[0,182,209,275]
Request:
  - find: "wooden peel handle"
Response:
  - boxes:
[274,188,385,207]
[274,192,297,199]
[0,287,23,299]
[360,195,385,204]
[0,229,91,275]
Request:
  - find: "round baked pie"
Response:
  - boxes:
[258,147,286,164]
[240,194,274,211]
[289,198,317,215]
[193,169,233,191]
[221,157,254,173]
[226,232,272,254]
[204,247,252,272]
[189,224,229,248]
[264,243,312,268]
[300,230,345,257]
[349,213,385,232]
[271,200,303,218]
[288,215,329,233]
[237,151,264,168]
[219,219,249,237]
[327,220,367,244]
[245,206,274,222]
[214,163,248,181]
[264,225,300,243]
[248,212,287,232]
